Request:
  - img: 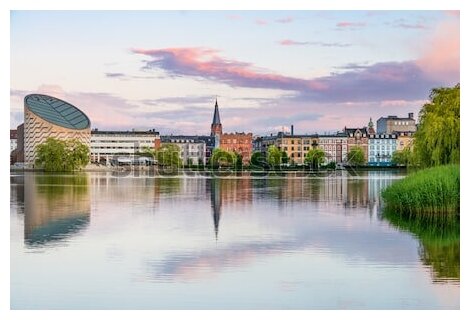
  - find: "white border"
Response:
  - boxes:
[2,1,467,320]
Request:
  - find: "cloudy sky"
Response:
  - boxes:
[10,10,459,135]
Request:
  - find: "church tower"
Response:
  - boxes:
[211,98,222,136]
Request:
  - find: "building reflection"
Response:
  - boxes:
[23,173,91,247]
[207,177,253,240]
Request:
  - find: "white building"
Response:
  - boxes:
[318,134,348,164]
[368,133,397,166]
[90,130,160,164]
[161,136,206,165]
[10,129,17,152]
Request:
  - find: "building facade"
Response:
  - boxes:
[10,129,17,152]
[377,113,416,134]
[161,135,207,165]
[368,133,397,165]
[90,130,160,164]
[318,133,348,164]
[276,134,319,165]
[24,94,91,166]
[210,99,253,164]
[396,131,414,151]
[344,127,370,161]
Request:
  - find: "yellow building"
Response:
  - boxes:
[396,132,414,151]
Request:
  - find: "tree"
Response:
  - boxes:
[413,84,460,167]
[267,145,282,168]
[210,148,236,167]
[250,151,267,169]
[35,137,89,172]
[155,143,182,167]
[305,148,325,169]
[347,146,366,166]
[391,147,414,166]
[235,152,243,170]
[281,151,289,165]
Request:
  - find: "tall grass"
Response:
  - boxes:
[381,165,459,220]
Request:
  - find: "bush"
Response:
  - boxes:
[381,165,459,219]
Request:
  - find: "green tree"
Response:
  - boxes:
[304,147,325,169]
[210,148,236,168]
[267,145,282,168]
[235,152,243,170]
[250,151,267,169]
[35,137,89,172]
[155,143,182,167]
[347,146,366,166]
[391,147,414,166]
[281,150,289,165]
[413,84,460,167]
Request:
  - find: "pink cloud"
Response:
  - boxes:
[279,39,296,46]
[132,47,328,92]
[336,21,366,28]
[275,17,293,24]
[415,20,460,83]
[255,19,268,26]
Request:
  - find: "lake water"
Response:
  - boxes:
[10,170,459,309]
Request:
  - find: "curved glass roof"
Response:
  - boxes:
[25,94,90,130]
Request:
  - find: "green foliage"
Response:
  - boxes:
[347,146,366,166]
[210,148,237,167]
[235,152,243,170]
[281,151,289,164]
[391,147,414,166]
[323,161,337,170]
[35,138,90,172]
[382,165,459,218]
[304,147,325,169]
[155,143,182,167]
[250,151,267,169]
[267,145,282,167]
[413,84,460,167]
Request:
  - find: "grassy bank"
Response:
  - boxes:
[381,164,459,220]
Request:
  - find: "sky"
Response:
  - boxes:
[10,10,460,135]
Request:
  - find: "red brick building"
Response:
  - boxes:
[210,99,253,164]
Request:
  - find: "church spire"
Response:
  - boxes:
[212,98,221,125]
[211,98,222,136]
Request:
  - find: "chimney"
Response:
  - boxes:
[408,112,414,119]
[291,124,294,136]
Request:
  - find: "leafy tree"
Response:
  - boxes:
[235,152,243,170]
[267,145,282,168]
[250,151,267,169]
[347,146,366,166]
[305,148,325,169]
[210,148,236,167]
[35,137,89,172]
[155,143,182,167]
[413,84,460,167]
[281,150,289,164]
[391,147,414,166]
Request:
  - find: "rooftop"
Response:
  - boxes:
[25,94,90,130]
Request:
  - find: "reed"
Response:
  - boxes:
[381,165,459,220]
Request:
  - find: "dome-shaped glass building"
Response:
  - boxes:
[24,94,91,165]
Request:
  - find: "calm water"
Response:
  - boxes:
[10,170,459,309]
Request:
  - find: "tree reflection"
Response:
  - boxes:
[384,211,459,282]
[23,173,91,247]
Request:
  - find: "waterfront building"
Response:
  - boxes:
[276,132,319,165]
[24,94,91,166]
[395,131,414,151]
[344,127,371,159]
[376,113,416,134]
[90,129,160,164]
[161,135,207,165]
[367,133,397,166]
[318,133,348,164]
[10,129,17,152]
[210,99,253,164]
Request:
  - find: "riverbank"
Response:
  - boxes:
[381,164,459,219]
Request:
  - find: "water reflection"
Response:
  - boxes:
[384,212,460,282]
[22,173,90,247]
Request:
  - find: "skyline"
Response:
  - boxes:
[10,10,459,135]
